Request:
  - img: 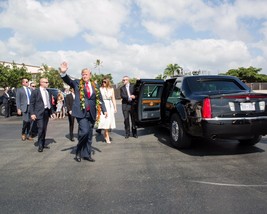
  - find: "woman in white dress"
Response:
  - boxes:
[98,78,117,143]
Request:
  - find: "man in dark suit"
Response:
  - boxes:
[120,76,137,138]
[29,78,55,152]
[66,87,75,141]
[59,62,107,162]
[16,78,32,141]
[3,86,11,118]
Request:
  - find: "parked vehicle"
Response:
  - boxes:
[133,75,267,149]
[0,95,17,116]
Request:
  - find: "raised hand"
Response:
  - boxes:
[59,62,68,73]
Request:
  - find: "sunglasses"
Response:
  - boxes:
[122,79,128,81]
[43,82,49,83]
[31,86,36,87]
[102,81,107,84]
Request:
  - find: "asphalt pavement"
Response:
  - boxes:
[1,103,267,214]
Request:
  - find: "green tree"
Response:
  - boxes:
[94,59,103,74]
[36,64,64,89]
[91,73,114,86]
[0,62,31,88]
[155,74,164,79]
[163,63,183,79]
[220,66,267,83]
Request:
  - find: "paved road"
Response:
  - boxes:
[1,105,267,214]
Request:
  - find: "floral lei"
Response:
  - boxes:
[79,79,101,124]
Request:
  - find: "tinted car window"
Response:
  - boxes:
[167,81,181,104]
[142,85,162,98]
[187,78,245,93]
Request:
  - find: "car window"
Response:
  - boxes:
[167,82,181,104]
[187,78,244,93]
[142,85,162,98]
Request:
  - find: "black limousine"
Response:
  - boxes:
[132,75,267,149]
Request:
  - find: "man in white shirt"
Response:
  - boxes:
[29,78,55,152]
[16,78,32,141]
[120,76,138,138]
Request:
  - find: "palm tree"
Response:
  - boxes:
[94,59,103,74]
[155,74,164,79]
[163,64,183,78]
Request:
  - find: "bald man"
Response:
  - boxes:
[29,78,55,152]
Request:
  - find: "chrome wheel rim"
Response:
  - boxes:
[171,120,179,142]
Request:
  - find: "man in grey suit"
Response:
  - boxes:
[59,62,107,162]
[29,78,55,152]
[16,78,32,141]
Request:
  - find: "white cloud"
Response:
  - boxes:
[0,0,130,43]
[142,21,173,38]
[83,33,119,49]
[0,0,80,41]
[7,34,36,56]
[0,0,267,84]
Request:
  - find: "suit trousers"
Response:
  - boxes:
[37,109,50,148]
[76,112,94,158]
[68,114,75,139]
[22,105,31,135]
[122,103,137,135]
[4,102,10,118]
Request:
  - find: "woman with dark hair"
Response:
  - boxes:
[98,78,117,144]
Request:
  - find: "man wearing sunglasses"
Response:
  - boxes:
[16,78,32,141]
[29,78,55,152]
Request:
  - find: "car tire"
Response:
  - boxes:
[170,113,191,149]
[0,104,5,116]
[238,135,262,146]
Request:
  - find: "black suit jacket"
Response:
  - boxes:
[62,74,106,120]
[29,88,53,119]
[2,92,10,104]
[120,83,135,104]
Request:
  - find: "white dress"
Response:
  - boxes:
[98,87,116,129]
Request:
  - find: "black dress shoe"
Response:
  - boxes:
[75,151,81,162]
[43,145,50,149]
[38,147,43,152]
[125,134,130,139]
[133,134,138,138]
[83,157,95,162]
[74,156,81,162]
[70,138,75,142]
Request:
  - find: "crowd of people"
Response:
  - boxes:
[3,61,138,163]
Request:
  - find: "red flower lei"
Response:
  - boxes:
[79,79,101,124]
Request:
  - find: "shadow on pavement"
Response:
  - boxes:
[151,125,265,156]
[33,138,57,147]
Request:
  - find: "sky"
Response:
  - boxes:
[0,0,267,84]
